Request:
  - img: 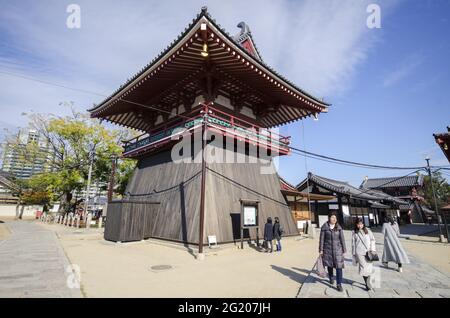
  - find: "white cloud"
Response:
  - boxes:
[383,52,425,87]
[0,0,399,128]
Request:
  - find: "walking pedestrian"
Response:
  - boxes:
[273,217,283,252]
[263,217,274,253]
[319,212,347,292]
[382,216,410,272]
[352,218,377,290]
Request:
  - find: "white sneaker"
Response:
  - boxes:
[398,267,403,273]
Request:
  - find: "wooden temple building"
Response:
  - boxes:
[360,175,432,224]
[434,127,450,163]
[279,177,334,231]
[296,173,409,228]
[89,8,329,245]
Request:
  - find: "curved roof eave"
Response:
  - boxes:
[89,8,330,115]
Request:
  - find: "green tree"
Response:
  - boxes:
[423,171,450,210]
[2,106,136,214]
[116,158,136,196]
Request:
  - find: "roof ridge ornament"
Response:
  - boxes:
[236,21,251,36]
[233,21,262,61]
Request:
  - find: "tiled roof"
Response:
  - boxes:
[296,173,409,206]
[368,201,390,209]
[305,173,380,200]
[89,7,330,114]
[433,126,450,163]
[360,175,424,189]
[361,188,409,205]
[433,126,450,139]
[232,22,263,61]
[279,176,298,192]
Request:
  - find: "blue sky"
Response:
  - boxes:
[0,0,449,186]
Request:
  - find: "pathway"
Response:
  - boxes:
[297,230,450,298]
[0,220,82,298]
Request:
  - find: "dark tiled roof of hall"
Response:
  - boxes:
[360,175,424,189]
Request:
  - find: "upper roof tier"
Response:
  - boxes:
[433,126,450,163]
[89,7,330,131]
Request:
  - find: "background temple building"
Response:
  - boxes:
[90,8,329,244]
[360,174,434,223]
[296,173,409,229]
[279,176,334,231]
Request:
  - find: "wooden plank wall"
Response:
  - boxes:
[121,147,298,244]
[204,149,298,243]
[104,202,122,241]
[124,150,202,243]
[104,201,160,242]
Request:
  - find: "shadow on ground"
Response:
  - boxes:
[270,265,309,284]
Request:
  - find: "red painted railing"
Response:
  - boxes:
[122,105,291,157]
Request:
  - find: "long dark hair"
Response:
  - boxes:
[354,218,368,234]
[384,216,395,225]
[267,217,272,224]
[328,212,340,231]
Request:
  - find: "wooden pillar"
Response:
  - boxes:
[198,103,209,260]
[314,200,319,224]
[337,195,344,226]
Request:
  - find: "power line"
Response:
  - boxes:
[0,69,105,97]
[1,67,447,172]
[289,147,449,171]
[288,145,427,170]
[0,68,194,120]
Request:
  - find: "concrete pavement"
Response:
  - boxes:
[297,230,450,298]
[2,220,449,298]
[0,220,82,298]
[37,221,318,298]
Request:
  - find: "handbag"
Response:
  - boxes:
[315,255,327,278]
[357,232,380,262]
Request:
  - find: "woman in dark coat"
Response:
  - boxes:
[263,217,274,253]
[273,217,282,252]
[319,212,347,292]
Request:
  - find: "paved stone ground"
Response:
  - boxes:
[371,224,445,239]
[0,221,82,298]
[297,230,450,298]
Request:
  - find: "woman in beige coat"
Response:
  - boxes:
[352,218,377,291]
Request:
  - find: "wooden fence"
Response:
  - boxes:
[104,200,160,242]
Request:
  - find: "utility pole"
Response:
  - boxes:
[425,158,447,242]
[108,156,117,203]
[84,154,94,222]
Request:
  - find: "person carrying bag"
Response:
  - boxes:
[314,254,327,278]
[352,218,378,291]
